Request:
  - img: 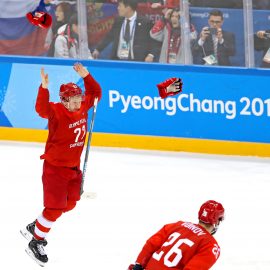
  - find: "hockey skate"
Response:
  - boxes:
[25,238,48,267]
[20,221,48,245]
[20,220,36,241]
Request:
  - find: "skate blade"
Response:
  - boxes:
[25,248,46,267]
[20,228,32,241]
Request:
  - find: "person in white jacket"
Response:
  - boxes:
[44,2,72,52]
[150,8,197,64]
[53,14,92,59]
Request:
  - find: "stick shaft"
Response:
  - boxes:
[80,97,98,195]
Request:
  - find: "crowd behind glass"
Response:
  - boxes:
[2,0,270,68]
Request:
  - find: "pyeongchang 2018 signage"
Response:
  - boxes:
[109,90,270,120]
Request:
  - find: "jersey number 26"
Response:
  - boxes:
[152,232,194,267]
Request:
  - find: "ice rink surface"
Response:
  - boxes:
[1,141,270,270]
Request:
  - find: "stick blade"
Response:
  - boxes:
[81,192,97,199]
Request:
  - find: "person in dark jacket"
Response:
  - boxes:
[192,9,235,66]
[92,0,160,62]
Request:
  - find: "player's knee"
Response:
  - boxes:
[64,200,77,213]
[43,208,63,222]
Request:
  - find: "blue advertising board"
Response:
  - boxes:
[0,56,270,145]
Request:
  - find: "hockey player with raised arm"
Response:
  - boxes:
[128,200,225,270]
[20,63,102,266]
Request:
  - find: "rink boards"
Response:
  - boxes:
[0,56,270,157]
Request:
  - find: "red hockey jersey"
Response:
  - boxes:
[35,73,102,167]
[136,221,220,270]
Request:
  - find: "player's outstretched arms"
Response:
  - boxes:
[73,62,89,79]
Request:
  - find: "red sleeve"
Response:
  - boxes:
[151,19,165,34]
[136,224,174,268]
[183,241,220,270]
[35,85,50,119]
[83,73,102,110]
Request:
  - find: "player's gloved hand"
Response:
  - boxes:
[26,11,52,29]
[26,0,52,28]
[157,77,183,99]
[128,263,144,270]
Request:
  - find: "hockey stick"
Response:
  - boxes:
[80,97,98,199]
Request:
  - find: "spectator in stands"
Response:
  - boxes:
[52,14,92,59]
[189,0,243,9]
[150,7,197,64]
[45,2,73,55]
[192,9,235,66]
[92,0,160,62]
[254,29,270,68]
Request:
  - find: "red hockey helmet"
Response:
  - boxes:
[59,83,82,99]
[198,200,225,226]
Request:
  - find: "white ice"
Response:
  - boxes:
[1,141,270,270]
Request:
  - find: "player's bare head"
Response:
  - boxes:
[198,200,225,235]
[59,83,83,112]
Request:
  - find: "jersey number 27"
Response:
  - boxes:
[74,125,86,142]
